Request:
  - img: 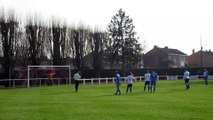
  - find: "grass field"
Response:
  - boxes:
[0,80,212,120]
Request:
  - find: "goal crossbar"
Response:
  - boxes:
[27,65,71,88]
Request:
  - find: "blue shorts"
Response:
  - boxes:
[151,81,156,86]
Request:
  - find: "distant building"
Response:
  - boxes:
[143,46,188,68]
[188,50,213,67]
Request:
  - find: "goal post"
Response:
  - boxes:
[27,65,71,88]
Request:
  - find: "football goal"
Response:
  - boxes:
[27,65,71,88]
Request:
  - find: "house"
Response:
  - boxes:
[188,50,213,67]
[143,46,188,68]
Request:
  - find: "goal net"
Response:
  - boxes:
[27,65,71,88]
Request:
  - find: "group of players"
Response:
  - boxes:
[114,69,209,95]
[72,69,209,94]
[114,70,158,95]
[183,69,209,90]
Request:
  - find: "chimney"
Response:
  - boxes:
[164,46,168,49]
[192,49,195,54]
[209,49,211,52]
[154,45,158,49]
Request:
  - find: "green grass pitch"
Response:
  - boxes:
[0,80,212,120]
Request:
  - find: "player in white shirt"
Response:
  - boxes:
[183,69,190,90]
[126,72,134,94]
[144,70,151,92]
[203,69,209,85]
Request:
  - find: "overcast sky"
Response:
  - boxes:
[1,0,213,55]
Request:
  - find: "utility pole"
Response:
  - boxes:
[200,34,203,68]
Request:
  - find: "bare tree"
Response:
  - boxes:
[0,10,19,79]
[66,27,75,58]
[45,19,69,65]
[60,25,68,58]
[71,25,91,71]
[37,23,48,62]
[25,18,46,65]
[14,29,29,67]
[51,22,62,65]
[88,30,106,77]
[0,33,2,57]
[73,29,81,70]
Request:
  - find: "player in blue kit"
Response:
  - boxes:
[114,71,121,95]
[150,70,158,93]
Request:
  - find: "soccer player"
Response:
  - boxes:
[47,72,55,86]
[114,71,121,95]
[144,70,151,92]
[203,69,209,85]
[126,72,134,94]
[74,71,81,93]
[183,69,190,90]
[150,70,158,93]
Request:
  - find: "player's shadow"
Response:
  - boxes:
[161,89,186,94]
[93,91,148,97]
[42,91,73,95]
[93,94,116,97]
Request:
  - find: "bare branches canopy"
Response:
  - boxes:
[0,8,144,79]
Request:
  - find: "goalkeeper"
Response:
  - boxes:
[47,72,55,86]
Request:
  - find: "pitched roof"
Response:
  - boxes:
[159,47,187,55]
[188,50,213,67]
[203,51,213,56]
[190,50,213,56]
